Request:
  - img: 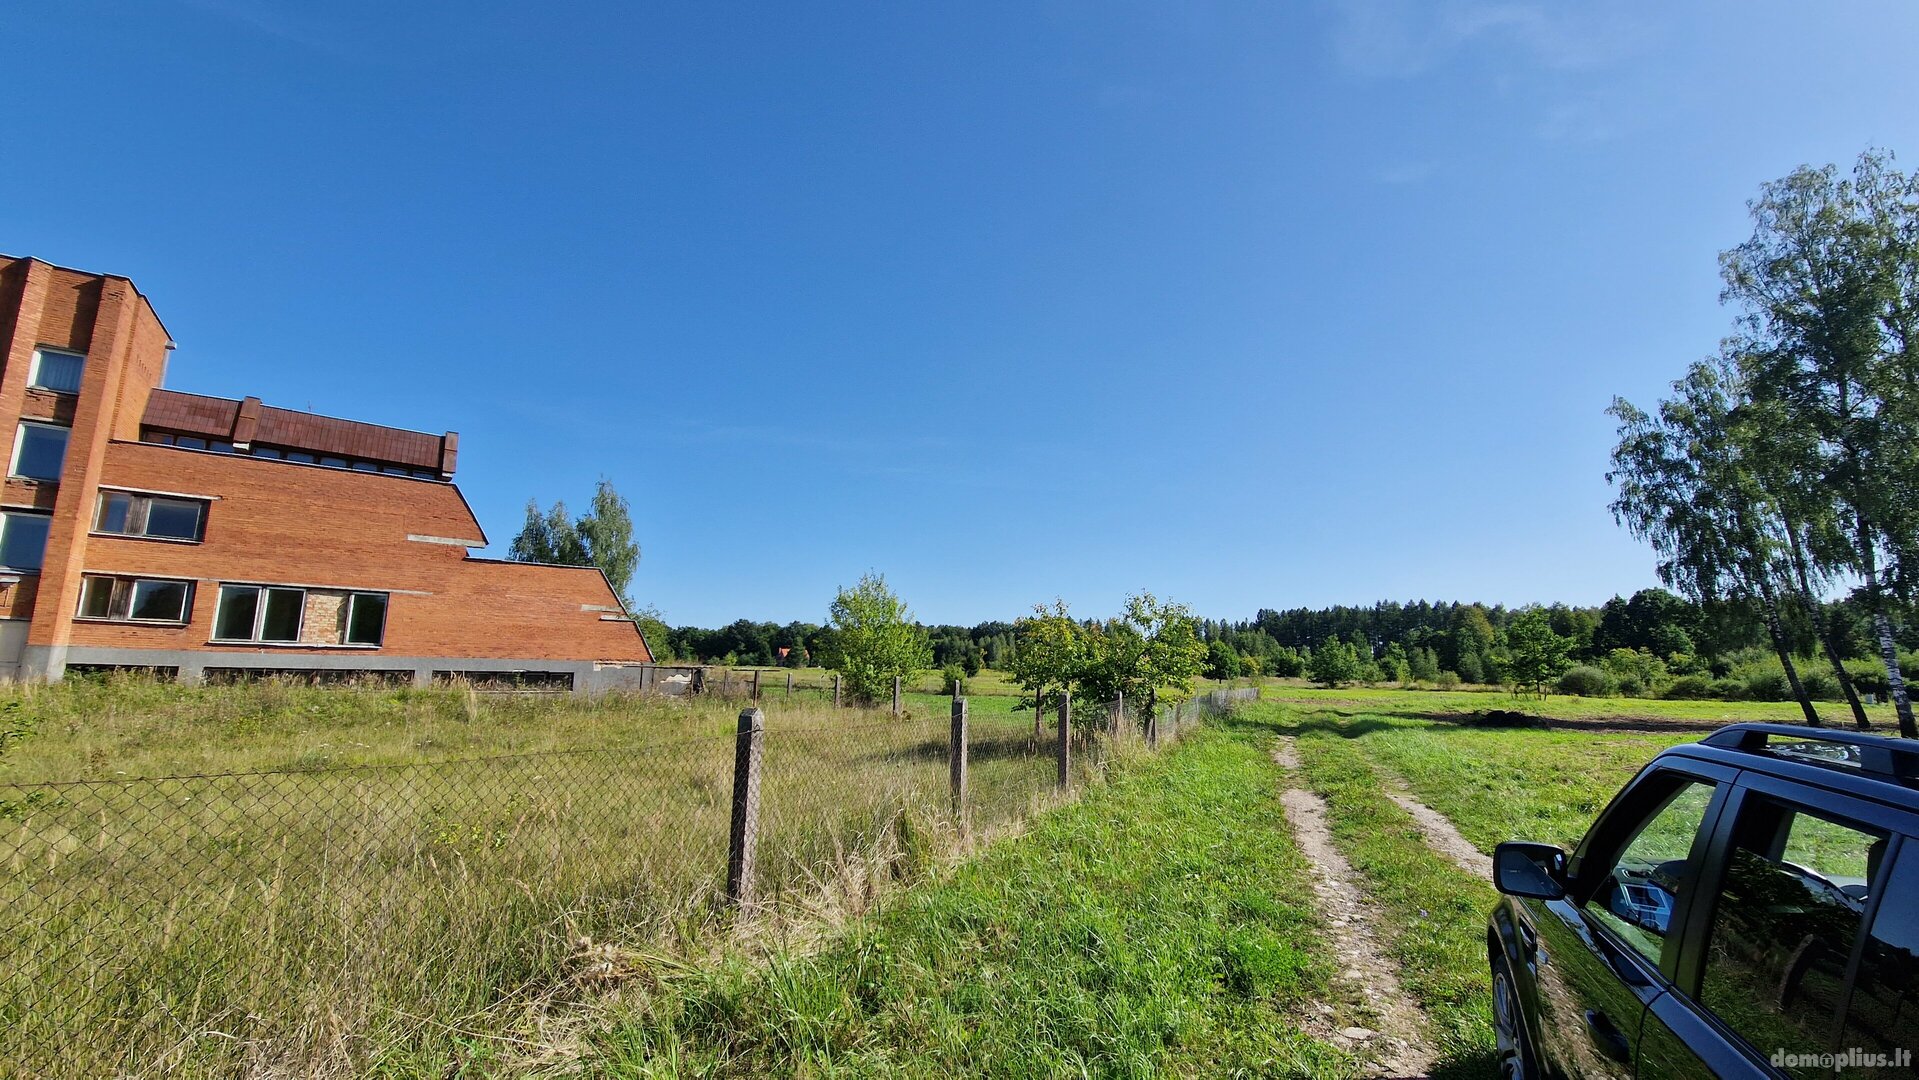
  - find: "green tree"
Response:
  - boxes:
[1506,609,1574,698]
[508,479,642,604]
[1205,639,1243,680]
[826,573,932,706]
[1307,639,1359,687]
[1074,593,1208,726]
[1608,360,1824,725]
[1010,600,1084,732]
[1722,151,1919,736]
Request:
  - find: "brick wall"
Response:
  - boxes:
[65,441,651,663]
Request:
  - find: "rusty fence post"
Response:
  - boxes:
[1056,688,1071,791]
[725,707,765,912]
[833,673,842,708]
[893,675,902,718]
[950,696,968,828]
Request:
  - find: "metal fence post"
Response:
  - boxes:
[950,696,968,827]
[1056,688,1071,791]
[726,708,765,912]
[833,673,842,708]
[893,675,902,718]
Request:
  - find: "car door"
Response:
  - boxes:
[1636,777,1911,1079]
[1523,763,1734,1080]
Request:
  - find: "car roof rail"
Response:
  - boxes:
[1702,723,1919,781]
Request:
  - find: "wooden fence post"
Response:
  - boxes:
[950,696,968,827]
[726,707,765,912]
[1111,690,1124,740]
[833,674,842,708]
[893,675,902,718]
[1056,688,1071,791]
[751,669,762,701]
[785,671,794,701]
[1146,703,1158,749]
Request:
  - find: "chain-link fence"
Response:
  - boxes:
[0,688,1233,1077]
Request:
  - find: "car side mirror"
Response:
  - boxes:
[1495,841,1568,900]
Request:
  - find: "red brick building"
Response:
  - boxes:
[0,255,656,691]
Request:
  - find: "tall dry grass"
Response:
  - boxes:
[0,676,1080,1078]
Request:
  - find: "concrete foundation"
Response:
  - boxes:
[23,645,699,698]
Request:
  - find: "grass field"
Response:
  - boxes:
[0,676,1085,1078]
[0,674,1828,1076]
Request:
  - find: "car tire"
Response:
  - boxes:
[1492,950,1536,1080]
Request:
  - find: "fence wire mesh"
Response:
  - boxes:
[0,686,1241,1077]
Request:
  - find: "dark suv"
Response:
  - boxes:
[1488,723,1918,1079]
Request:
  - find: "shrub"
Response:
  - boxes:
[1434,670,1461,690]
[940,665,965,695]
[1709,678,1748,701]
[1800,669,1842,702]
[1616,675,1646,697]
[1665,675,1715,700]
[1556,666,1617,698]
[1744,669,1790,702]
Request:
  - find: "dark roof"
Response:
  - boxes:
[143,389,453,473]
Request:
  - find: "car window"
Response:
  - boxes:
[1585,778,1717,964]
[1699,795,1881,1079]
[1843,847,1919,1071]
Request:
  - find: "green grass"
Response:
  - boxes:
[1249,680,1898,727]
[572,725,1362,1078]
[1236,704,1500,1077]
[0,677,1079,1079]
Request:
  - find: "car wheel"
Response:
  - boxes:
[1492,951,1535,1080]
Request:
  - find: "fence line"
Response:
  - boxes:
[0,685,1255,1076]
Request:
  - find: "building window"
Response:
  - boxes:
[345,592,388,646]
[0,511,51,571]
[214,584,305,643]
[94,491,208,542]
[29,348,84,394]
[76,575,193,624]
[11,422,70,482]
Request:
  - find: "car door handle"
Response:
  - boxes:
[1517,918,1539,958]
[1584,1009,1632,1063]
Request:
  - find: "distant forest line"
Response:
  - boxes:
[649,587,1915,694]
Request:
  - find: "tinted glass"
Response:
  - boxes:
[260,589,303,642]
[1844,850,1919,1070]
[1587,779,1716,963]
[143,498,203,541]
[77,577,114,619]
[30,349,83,393]
[0,513,50,571]
[12,424,68,481]
[215,586,259,640]
[129,580,188,622]
[1700,797,1878,1078]
[95,492,132,534]
[346,593,387,645]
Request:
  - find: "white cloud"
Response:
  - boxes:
[1330,0,1653,80]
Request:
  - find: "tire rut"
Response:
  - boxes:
[1380,784,1491,880]
[1272,737,1437,1079]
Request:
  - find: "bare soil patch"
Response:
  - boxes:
[1272,738,1436,1079]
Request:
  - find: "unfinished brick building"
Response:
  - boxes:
[0,254,655,692]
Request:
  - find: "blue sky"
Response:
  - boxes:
[7,2,1918,627]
